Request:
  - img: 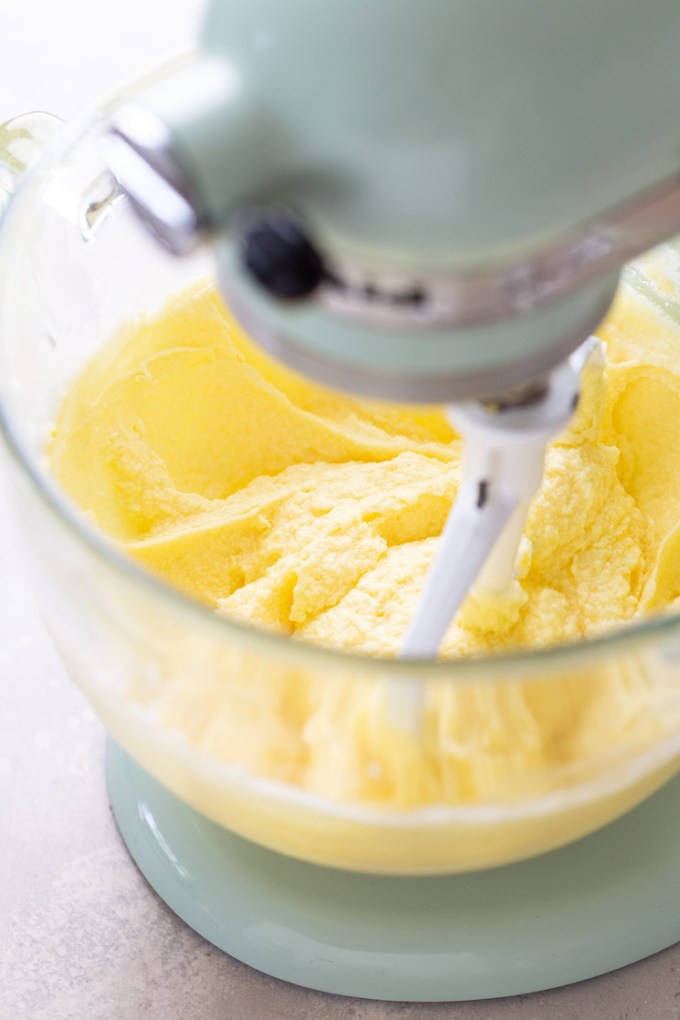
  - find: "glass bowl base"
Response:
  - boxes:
[106,740,680,1003]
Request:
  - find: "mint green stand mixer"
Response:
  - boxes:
[5,0,680,1004]
[107,0,680,670]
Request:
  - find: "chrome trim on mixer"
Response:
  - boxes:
[219,275,614,404]
[104,104,204,257]
[316,174,680,329]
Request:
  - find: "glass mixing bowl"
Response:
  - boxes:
[3,66,680,876]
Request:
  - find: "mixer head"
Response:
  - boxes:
[104,0,680,406]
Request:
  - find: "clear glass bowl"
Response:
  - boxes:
[2,68,680,875]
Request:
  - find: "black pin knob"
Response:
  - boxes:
[240,211,327,300]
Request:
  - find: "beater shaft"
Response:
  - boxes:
[387,339,601,734]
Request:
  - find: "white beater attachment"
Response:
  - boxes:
[386,338,602,733]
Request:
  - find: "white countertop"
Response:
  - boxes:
[1,4,680,1017]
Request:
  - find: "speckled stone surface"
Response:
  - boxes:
[2,4,680,1017]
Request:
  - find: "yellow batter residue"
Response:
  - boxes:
[48,276,680,816]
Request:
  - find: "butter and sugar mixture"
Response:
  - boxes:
[46,273,680,807]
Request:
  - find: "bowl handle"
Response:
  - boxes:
[0,112,63,214]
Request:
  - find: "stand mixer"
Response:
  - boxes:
[3,0,680,1004]
[105,0,680,676]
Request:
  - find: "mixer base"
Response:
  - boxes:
[107,741,680,1003]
